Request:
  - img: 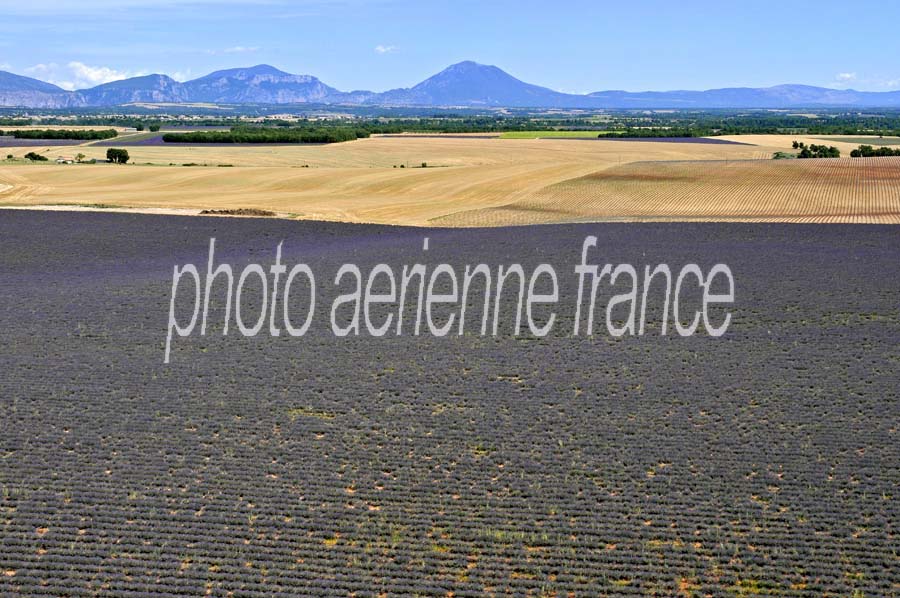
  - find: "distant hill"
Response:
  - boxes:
[182,65,339,104]
[0,71,83,108]
[586,84,900,109]
[78,74,189,105]
[3,62,900,109]
[362,61,585,107]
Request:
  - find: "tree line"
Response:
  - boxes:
[850,144,900,157]
[792,141,841,158]
[162,127,370,144]
[0,129,118,140]
[598,128,703,138]
[11,110,900,137]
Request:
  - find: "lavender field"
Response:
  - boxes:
[91,134,169,147]
[0,138,88,147]
[0,212,897,596]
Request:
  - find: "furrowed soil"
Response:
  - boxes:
[435,156,900,226]
[0,212,897,596]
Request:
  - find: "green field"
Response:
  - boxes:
[814,136,900,146]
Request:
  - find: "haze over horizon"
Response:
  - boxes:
[1,0,897,93]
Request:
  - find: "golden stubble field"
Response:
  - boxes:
[436,156,900,226]
[1,134,898,226]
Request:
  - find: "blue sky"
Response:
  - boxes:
[1,0,897,93]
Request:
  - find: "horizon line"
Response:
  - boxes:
[2,61,895,96]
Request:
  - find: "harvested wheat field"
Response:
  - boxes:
[1,135,897,225]
[0,136,771,224]
[434,157,900,226]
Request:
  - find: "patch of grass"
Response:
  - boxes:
[98,132,158,143]
[469,443,494,457]
[287,407,336,421]
[729,578,783,596]
[814,136,900,146]
[480,528,551,544]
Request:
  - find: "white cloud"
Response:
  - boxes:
[23,61,145,89]
[829,72,900,91]
[0,62,11,71]
[223,46,260,54]
[25,63,58,75]
[830,72,860,89]
[67,61,134,85]
[170,69,194,82]
[374,44,397,55]
[24,63,74,87]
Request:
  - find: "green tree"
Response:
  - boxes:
[1,129,116,140]
[798,144,839,159]
[851,144,900,157]
[106,148,130,164]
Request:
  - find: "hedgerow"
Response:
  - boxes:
[162,127,369,144]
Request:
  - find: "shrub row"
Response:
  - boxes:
[850,144,900,157]
[0,128,118,140]
[162,127,369,144]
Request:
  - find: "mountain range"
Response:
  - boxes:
[3,61,900,109]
